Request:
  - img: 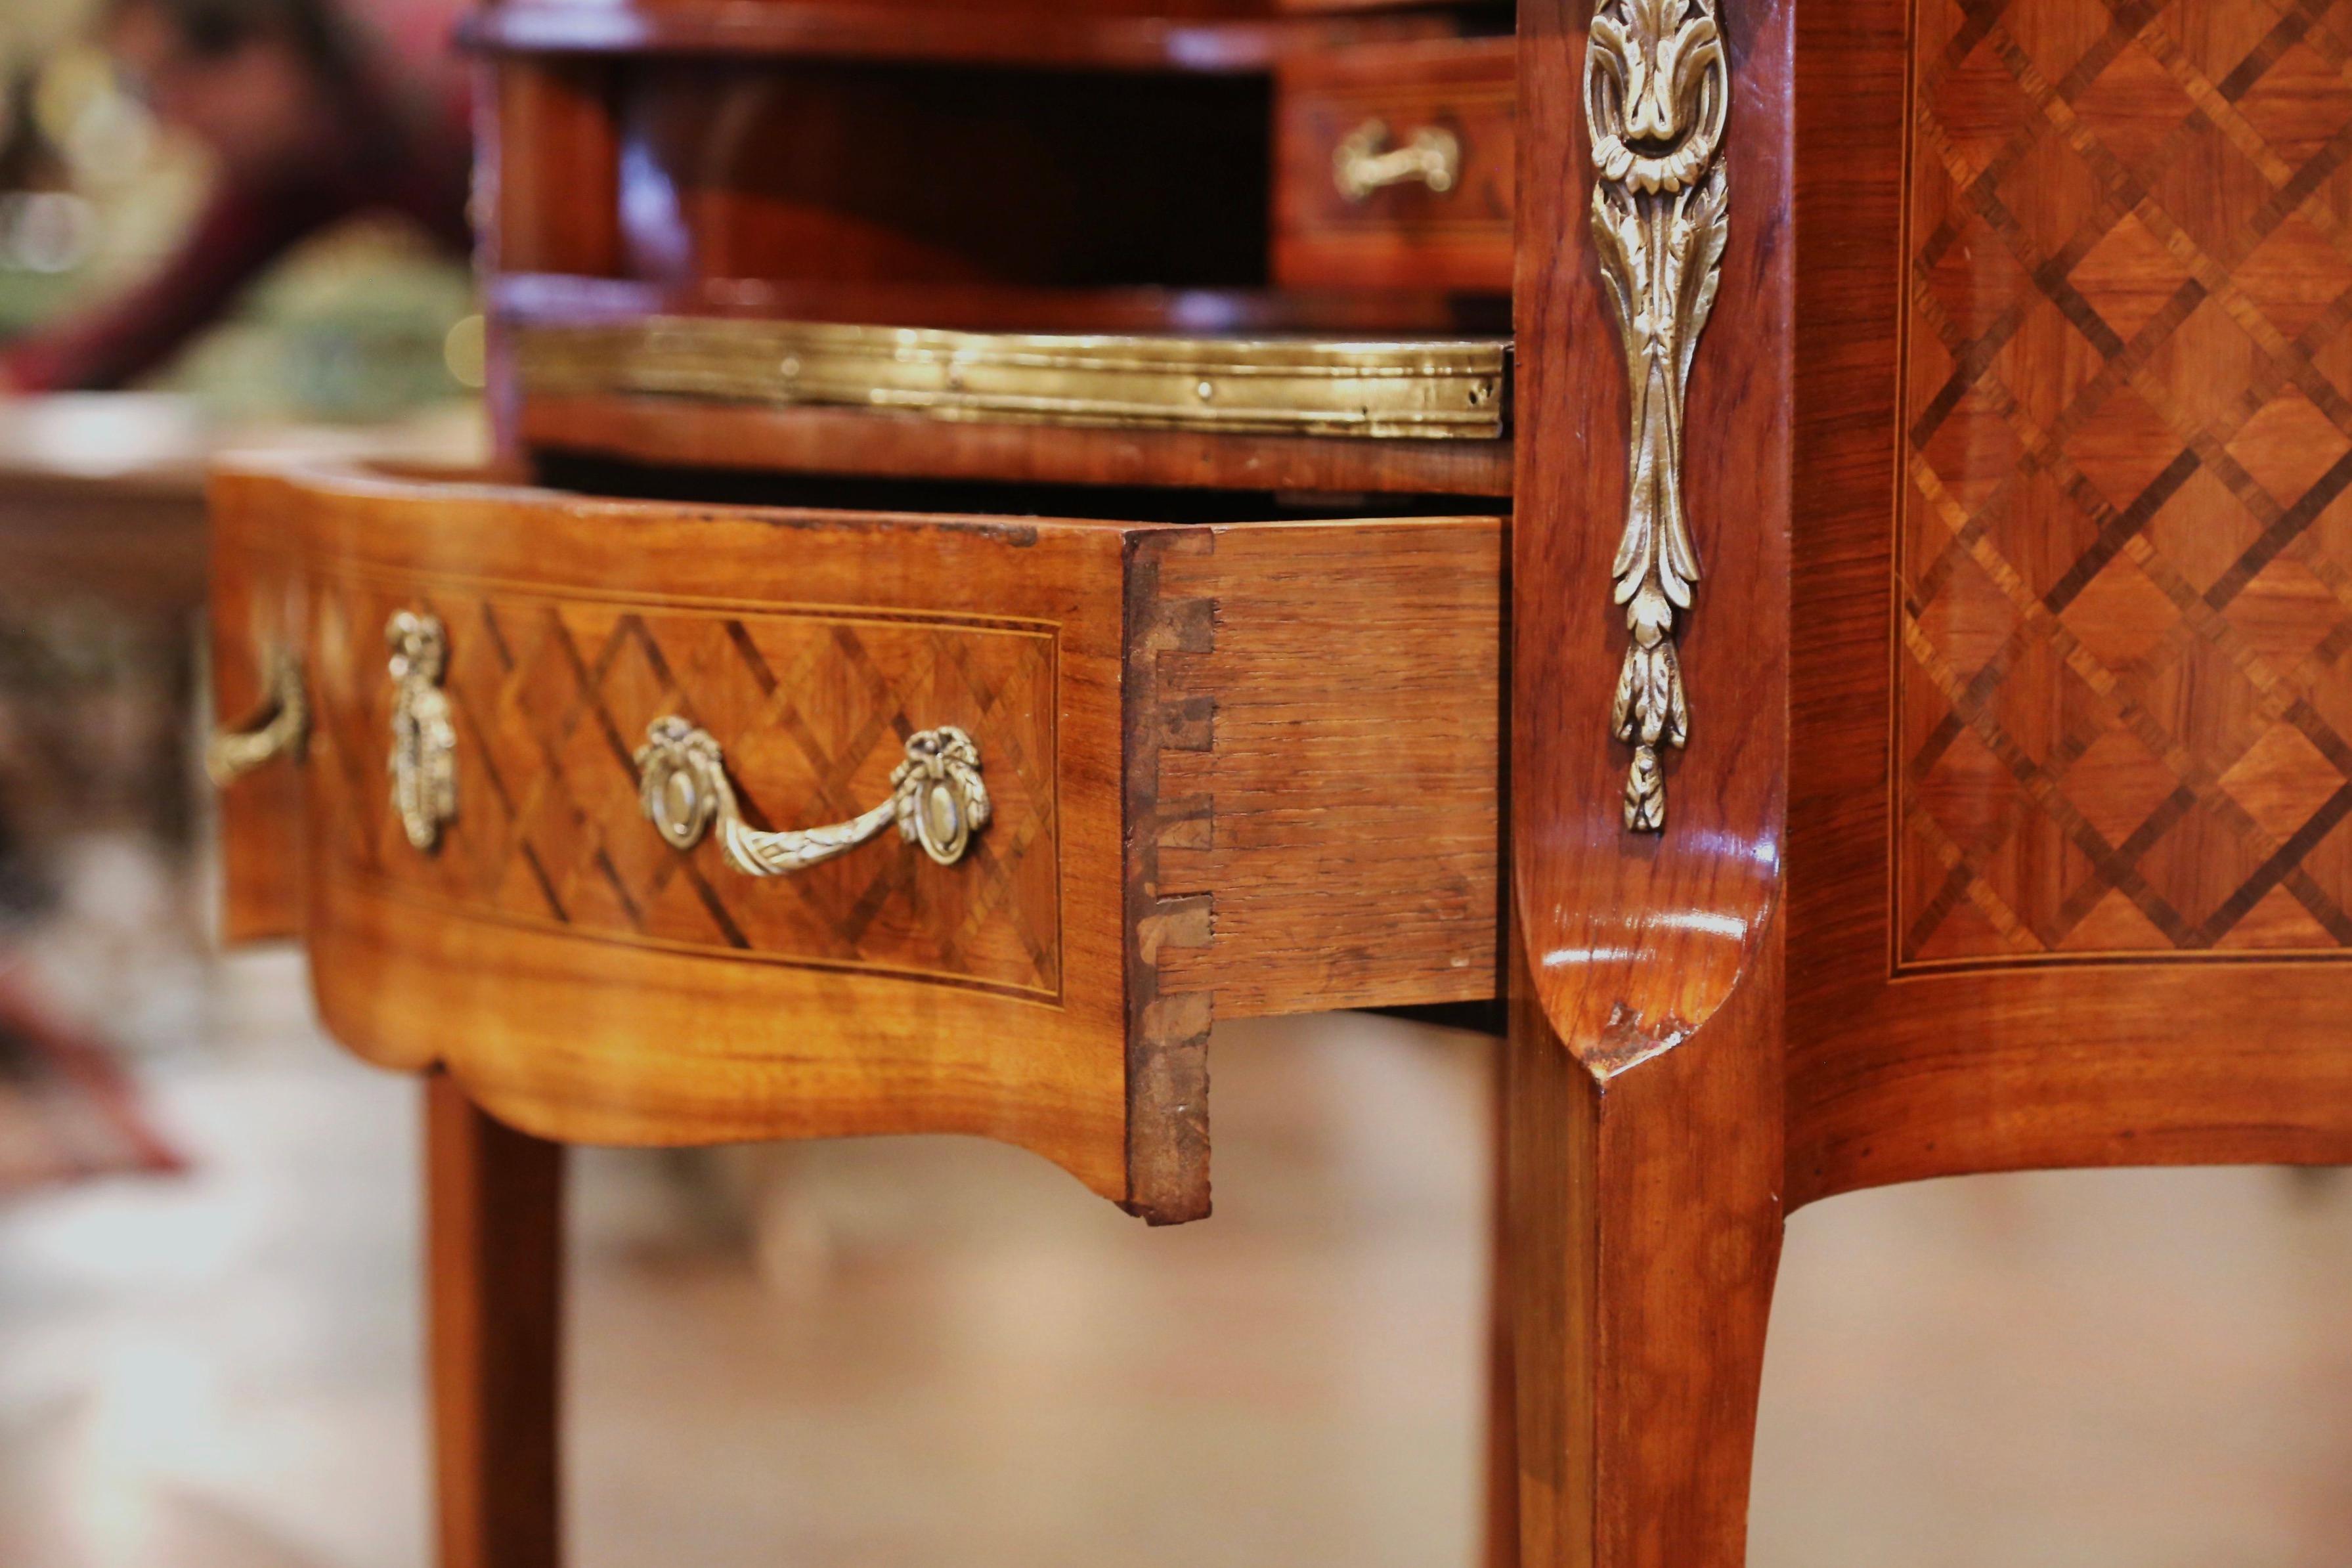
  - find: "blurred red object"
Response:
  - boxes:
[0,967,183,1194]
[0,0,472,395]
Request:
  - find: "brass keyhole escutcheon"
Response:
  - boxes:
[387,611,458,853]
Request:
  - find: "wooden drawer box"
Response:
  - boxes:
[1274,37,1515,292]
[209,463,1502,1220]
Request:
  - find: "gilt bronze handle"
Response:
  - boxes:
[636,717,991,875]
[1333,118,1461,201]
[206,647,309,786]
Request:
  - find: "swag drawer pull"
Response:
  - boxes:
[206,648,308,785]
[636,717,991,875]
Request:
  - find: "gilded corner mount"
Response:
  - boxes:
[1586,0,1730,831]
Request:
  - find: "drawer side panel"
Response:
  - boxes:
[1146,515,1506,1014]
[210,470,308,942]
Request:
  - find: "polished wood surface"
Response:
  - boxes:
[460,1,1464,71]
[1275,37,1516,292]
[612,62,1265,290]
[1118,512,1504,1219]
[1784,0,2352,1208]
[211,466,309,943]
[491,271,1511,334]
[1895,0,2352,965]
[519,393,1515,495]
[1504,0,1794,1563]
[1144,518,1504,1013]
[494,61,621,280]
[1495,0,2352,1554]
[213,460,1501,1223]
[426,1073,563,1568]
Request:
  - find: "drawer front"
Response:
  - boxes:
[301,572,1062,997]
[1274,37,1515,292]
[211,464,1141,1205]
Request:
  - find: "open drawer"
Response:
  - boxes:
[207,462,1502,1221]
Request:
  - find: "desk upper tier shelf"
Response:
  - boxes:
[500,278,1514,493]
[473,1,1516,493]
[459,0,1497,70]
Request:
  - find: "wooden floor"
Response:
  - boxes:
[1,949,2349,1568]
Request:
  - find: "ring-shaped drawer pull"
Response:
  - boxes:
[1334,118,1462,202]
[636,716,991,875]
[206,647,309,786]
[387,611,458,853]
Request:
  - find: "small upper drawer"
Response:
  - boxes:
[207,462,1502,1222]
[1274,37,1515,293]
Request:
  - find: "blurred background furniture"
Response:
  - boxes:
[0,0,483,1204]
[0,395,478,1199]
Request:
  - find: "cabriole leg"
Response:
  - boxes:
[1505,974,1783,1568]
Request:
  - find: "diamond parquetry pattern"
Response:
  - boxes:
[306,575,1061,997]
[1901,0,2352,963]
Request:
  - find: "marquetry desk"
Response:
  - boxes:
[202,0,2352,1565]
